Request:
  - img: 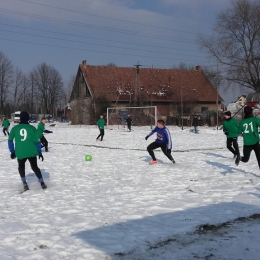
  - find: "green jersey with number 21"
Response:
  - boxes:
[8,124,40,159]
[239,117,260,145]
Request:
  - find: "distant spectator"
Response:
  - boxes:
[125,114,133,132]
[192,115,199,133]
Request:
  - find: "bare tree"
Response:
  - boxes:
[20,75,29,111]
[199,0,260,91]
[66,74,76,103]
[202,67,221,90]
[177,62,195,70]
[106,62,116,67]
[0,51,13,115]
[13,68,25,111]
[32,63,63,115]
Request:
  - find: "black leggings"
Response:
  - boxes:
[40,135,48,151]
[3,128,9,136]
[241,142,260,168]
[18,156,43,179]
[147,142,173,161]
[96,129,105,141]
[226,137,240,155]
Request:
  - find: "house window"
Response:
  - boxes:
[201,107,208,112]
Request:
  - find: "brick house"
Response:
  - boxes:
[70,60,223,125]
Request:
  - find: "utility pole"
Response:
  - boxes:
[216,60,219,130]
[134,63,142,106]
[31,73,34,115]
[181,71,184,130]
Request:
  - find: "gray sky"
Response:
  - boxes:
[0,0,246,104]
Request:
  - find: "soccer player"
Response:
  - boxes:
[238,106,260,168]
[223,111,240,165]
[96,115,105,141]
[37,117,53,152]
[145,119,175,165]
[2,116,10,136]
[8,111,47,192]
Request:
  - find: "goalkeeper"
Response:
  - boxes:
[145,119,175,165]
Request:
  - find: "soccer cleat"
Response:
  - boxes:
[23,182,29,191]
[41,182,47,189]
[149,160,158,165]
[171,159,176,164]
[235,155,241,166]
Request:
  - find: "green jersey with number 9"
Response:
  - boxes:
[238,116,260,145]
[8,124,40,159]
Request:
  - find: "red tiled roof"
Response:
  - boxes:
[79,62,222,103]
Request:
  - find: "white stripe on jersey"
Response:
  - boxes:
[165,127,172,149]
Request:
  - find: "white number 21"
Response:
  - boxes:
[20,129,27,141]
[243,122,253,133]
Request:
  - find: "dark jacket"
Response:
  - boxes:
[192,117,199,127]
[126,117,132,124]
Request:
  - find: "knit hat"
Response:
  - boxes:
[224,111,231,116]
[20,111,29,123]
[224,111,231,117]
[244,106,253,115]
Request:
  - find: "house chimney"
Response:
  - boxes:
[82,60,87,67]
[195,65,201,71]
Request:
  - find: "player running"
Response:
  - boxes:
[2,116,10,136]
[37,117,53,152]
[96,115,105,141]
[8,111,47,192]
[145,119,175,165]
[223,111,240,165]
[238,106,260,168]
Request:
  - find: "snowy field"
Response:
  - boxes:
[1,123,260,260]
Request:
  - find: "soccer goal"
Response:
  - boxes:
[107,106,158,128]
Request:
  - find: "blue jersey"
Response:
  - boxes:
[147,126,172,149]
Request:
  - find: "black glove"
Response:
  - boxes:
[39,153,44,161]
[145,135,149,140]
[10,152,16,159]
[167,149,171,155]
[224,132,228,136]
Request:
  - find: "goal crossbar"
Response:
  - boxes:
[107,106,157,127]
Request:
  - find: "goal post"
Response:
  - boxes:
[107,106,158,128]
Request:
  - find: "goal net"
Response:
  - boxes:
[107,106,158,128]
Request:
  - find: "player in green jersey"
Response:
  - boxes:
[96,115,105,141]
[223,111,240,165]
[2,116,10,136]
[238,106,260,168]
[37,117,53,152]
[8,111,47,191]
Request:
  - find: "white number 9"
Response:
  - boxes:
[20,129,27,141]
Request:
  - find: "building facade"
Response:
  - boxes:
[70,60,223,125]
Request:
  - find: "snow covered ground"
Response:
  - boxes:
[0,123,260,260]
